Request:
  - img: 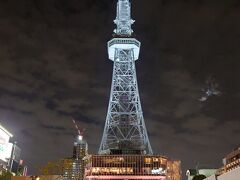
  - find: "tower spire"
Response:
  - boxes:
[114,0,135,36]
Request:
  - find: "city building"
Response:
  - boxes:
[221,146,240,173]
[85,0,181,180]
[205,167,240,180]
[9,142,22,174]
[38,134,88,179]
[63,135,88,180]
[85,155,181,180]
[202,146,240,180]
[0,124,27,176]
[0,124,13,173]
[16,160,28,176]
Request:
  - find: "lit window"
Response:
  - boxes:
[145,158,151,164]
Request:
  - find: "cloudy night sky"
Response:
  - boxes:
[0,0,240,177]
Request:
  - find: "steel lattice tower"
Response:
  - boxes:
[99,0,153,155]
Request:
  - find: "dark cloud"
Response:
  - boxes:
[40,124,67,131]
[0,0,239,178]
[0,105,32,115]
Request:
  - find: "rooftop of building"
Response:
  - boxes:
[225,146,240,159]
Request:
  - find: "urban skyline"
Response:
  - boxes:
[0,0,239,178]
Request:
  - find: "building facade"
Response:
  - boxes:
[205,167,240,180]
[221,146,240,173]
[63,135,88,180]
[85,155,180,180]
[9,143,22,174]
[0,124,26,176]
[0,124,13,173]
[203,146,240,180]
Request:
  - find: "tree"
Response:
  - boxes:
[192,174,207,180]
[0,171,12,180]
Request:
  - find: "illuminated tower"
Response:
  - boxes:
[99,0,152,155]
[85,1,181,179]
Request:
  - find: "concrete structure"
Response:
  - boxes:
[204,175,216,180]
[221,146,240,173]
[203,146,240,180]
[218,167,240,180]
[198,169,217,177]
[205,167,240,180]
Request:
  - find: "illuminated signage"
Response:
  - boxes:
[0,125,13,162]
[151,167,166,175]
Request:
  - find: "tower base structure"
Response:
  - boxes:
[85,155,181,180]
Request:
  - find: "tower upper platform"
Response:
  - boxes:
[108,38,140,61]
[108,0,140,61]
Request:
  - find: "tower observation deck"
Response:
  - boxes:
[99,0,152,155]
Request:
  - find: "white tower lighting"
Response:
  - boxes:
[99,0,153,155]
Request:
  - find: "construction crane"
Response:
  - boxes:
[72,119,86,141]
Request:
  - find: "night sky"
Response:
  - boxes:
[0,0,240,178]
